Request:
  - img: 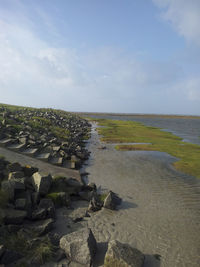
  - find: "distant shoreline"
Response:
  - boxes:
[1,102,199,119]
[77,112,200,120]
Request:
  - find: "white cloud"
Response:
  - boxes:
[183,78,200,101]
[0,3,199,114]
[153,0,200,46]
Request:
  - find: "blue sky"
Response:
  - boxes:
[0,0,200,115]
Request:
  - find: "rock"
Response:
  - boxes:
[60,228,97,266]
[8,171,24,179]
[4,209,27,224]
[23,165,38,177]
[103,191,122,210]
[32,172,52,196]
[0,244,5,258]
[87,183,97,191]
[39,198,55,219]
[88,193,103,212]
[0,249,23,265]
[31,192,40,207]
[19,136,27,144]
[30,218,54,236]
[79,191,93,201]
[15,198,27,210]
[32,208,47,220]
[24,176,35,190]
[7,162,22,172]
[1,179,25,202]
[0,171,5,182]
[15,191,32,217]
[1,180,15,201]
[55,248,66,262]
[66,178,81,188]
[7,224,21,233]
[104,240,144,267]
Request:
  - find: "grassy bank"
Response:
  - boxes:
[94,119,200,178]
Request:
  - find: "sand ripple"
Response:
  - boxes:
[83,124,200,267]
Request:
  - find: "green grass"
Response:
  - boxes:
[46,192,69,207]
[50,126,70,140]
[1,231,55,265]
[95,119,200,178]
[99,193,107,203]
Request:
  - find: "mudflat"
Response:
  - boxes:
[84,123,200,267]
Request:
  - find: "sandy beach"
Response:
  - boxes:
[83,123,200,267]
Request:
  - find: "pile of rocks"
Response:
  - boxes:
[0,157,133,266]
[0,108,90,168]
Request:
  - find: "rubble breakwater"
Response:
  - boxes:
[0,105,145,267]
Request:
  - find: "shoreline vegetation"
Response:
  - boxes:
[78,111,200,120]
[91,118,200,179]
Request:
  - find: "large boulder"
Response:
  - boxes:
[23,165,38,177]
[103,191,122,210]
[104,240,144,267]
[60,228,97,266]
[15,198,27,210]
[39,198,55,219]
[31,208,47,220]
[7,162,22,172]
[8,171,24,180]
[29,218,54,236]
[32,172,52,196]
[1,179,25,202]
[4,209,27,224]
[1,180,15,201]
[0,249,23,265]
[51,177,81,195]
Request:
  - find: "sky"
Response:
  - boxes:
[0,0,200,115]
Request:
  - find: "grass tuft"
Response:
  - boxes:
[95,119,200,178]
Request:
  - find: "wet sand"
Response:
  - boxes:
[84,123,200,267]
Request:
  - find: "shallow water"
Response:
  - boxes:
[84,123,200,267]
[85,114,200,145]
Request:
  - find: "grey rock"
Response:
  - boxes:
[31,192,40,207]
[39,198,55,219]
[60,228,96,266]
[87,183,97,192]
[1,180,15,201]
[7,224,21,233]
[0,244,5,259]
[23,165,38,177]
[0,249,23,265]
[103,191,122,210]
[32,208,47,220]
[24,176,35,190]
[19,136,27,144]
[104,240,144,267]
[79,191,93,201]
[15,191,32,217]
[30,218,54,236]
[7,162,22,172]
[4,209,27,224]
[8,171,24,179]
[66,178,81,188]
[15,198,26,210]
[1,179,25,202]
[32,172,52,196]
[88,193,103,212]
